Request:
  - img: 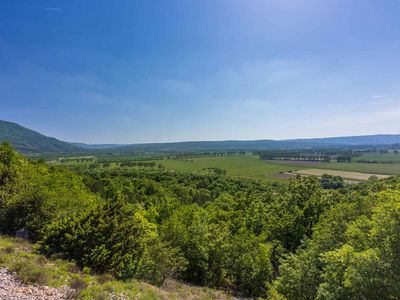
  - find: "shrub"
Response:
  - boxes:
[41,198,155,279]
[41,198,185,284]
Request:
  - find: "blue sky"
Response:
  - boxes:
[1,0,400,143]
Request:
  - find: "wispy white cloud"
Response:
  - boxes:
[32,6,62,12]
[369,93,400,106]
[370,93,400,99]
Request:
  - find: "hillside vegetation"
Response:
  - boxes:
[1,141,400,299]
[3,120,400,156]
[0,120,81,154]
[0,236,236,299]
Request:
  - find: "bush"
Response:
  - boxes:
[40,198,185,284]
[40,198,154,279]
[137,239,187,286]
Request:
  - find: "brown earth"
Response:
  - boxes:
[293,169,390,181]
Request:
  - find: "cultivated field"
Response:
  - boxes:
[267,160,400,176]
[315,162,400,175]
[157,155,400,181]
[53,154,400,182]
[154,155,296,180]
[354,153,400,163]
[292,169,390,181]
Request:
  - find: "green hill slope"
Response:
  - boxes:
[0,120,80,154]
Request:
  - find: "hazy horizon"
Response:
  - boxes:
[1,1,400,143]
[3,118,400,146]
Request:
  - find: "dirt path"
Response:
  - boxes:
[0,268,71,300]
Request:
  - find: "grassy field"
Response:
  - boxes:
[154,155,297,181]
[51,153,400,181]
[354,153,400,163]
[153,155,400,181]
[262,159,400,176]
[315,162,400,175]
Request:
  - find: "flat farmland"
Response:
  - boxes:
[354,153,400,163]
[293,168,390,182]
[154,155,297,181]
[316,162,400,176]
[266,160,400,176]
[153,155,400,181]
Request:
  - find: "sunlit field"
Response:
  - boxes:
[154,154,400,181]
[154,154,296,180]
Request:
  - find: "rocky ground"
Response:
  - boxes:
[0,268,72,300]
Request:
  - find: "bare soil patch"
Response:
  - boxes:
[271,173,298,180]
[293,169,390,181]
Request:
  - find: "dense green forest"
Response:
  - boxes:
[1,141,400,299]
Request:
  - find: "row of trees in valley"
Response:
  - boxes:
[1,142,400,298]
[257,149,357,162]
[258,148,400,164]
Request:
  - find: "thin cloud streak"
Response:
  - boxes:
[31,6,62,12]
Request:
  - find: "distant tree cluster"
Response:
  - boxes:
[319,174,345,189]
[165,151,246,160]
[257,149,357,162]
[120,161,158,168]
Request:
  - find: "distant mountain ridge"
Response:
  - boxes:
[0,120,81,154]
[286,134,400,146]
[70,142,126,149]
[1,119,400,154]
[76,134,400,153]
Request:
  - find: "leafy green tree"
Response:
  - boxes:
[226,233,273,296]
[41,198,155,279]
[0,144,96,240]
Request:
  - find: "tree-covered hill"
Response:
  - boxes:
[0,120,81,154]
[2,120,400,155]
[80,135,400,154]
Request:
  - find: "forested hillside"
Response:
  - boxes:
[77,135,400,154]
[3,120,400,156]
[1,141,400,299]
[0,120,81,154]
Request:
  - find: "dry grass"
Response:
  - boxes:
[0,236,242,300]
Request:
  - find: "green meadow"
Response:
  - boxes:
[155,155,302,180]
[54,153,400,181]
[354,152,400,163]
[154,154,400,180]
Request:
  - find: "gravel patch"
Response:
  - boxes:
[0,268,72,300]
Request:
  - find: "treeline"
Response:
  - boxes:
[1,142,400,298]
[164,151,247,160]
[258,148,400,163]
[257,149,359,163]
[118,161,164,169]
[59,157,95,163]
